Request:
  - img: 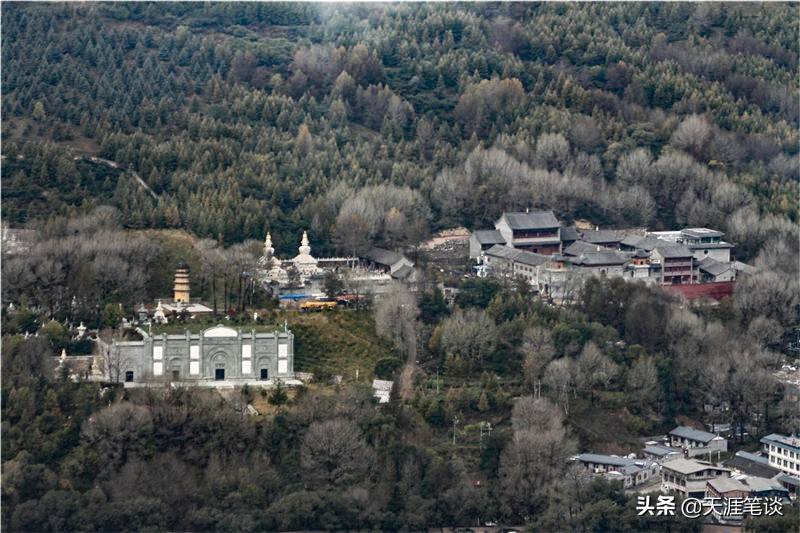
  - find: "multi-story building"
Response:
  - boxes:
[651,245,697,285]
[661,458,730,498]
[760,433,800,477]
[494,211,562,255]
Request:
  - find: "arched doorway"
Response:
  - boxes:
[209,350,231,381]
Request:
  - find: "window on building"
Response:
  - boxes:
[125,371,134,382]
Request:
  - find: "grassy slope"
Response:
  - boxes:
[290,309,395,381]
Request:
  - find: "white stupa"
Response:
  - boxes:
[291,231,320,277]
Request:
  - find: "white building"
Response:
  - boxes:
[109,325,297,386]
[760,433,800,477]
[668,426,728,457]
[647,228,733,263]
[661,458,730,499]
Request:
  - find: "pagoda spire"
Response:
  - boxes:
[299,230,311,256]
[264,232,275,257]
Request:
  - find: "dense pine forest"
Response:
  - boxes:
[2,2,798,254]
[2,3,799,532]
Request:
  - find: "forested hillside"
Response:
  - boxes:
[2,2,798,257]
[3,4,800,532]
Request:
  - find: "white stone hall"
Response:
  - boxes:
[109,324,298,387]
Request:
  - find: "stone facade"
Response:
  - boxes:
[110,325,295,386]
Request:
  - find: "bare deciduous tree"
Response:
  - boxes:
[300,418,374,487]
[374,284,419,359]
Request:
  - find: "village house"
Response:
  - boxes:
[661,458,730,499]
[723,450,782,479]
[363,247,415,277]
[572,453,660,489]
[697,257,736,283]
[668,425,728,457]
[643,443,682,463]
[706,476,790,524]
[469,229,506,260]
[482,244,548,287]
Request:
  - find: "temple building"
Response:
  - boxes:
[139,262,212,323]
[109,324,298,386]
[260,231,357,286]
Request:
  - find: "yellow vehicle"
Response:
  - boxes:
[300,299,338,311]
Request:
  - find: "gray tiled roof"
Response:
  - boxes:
[568,251,629,266]
[733,261,757,275]
[485,244,547,267]
[656,245,693,258]
[621,235,670,251]
[669,425,719,443]
[760,433,800,451]
[708,477,749,493]
[365,247,404,267]
[581,229,622,244]
[563,240,612,256]
[777,473,800,487]
[560,226,581,242]
[473,229,506,245]
[662,458,728,475]
[391,264,415,280]
[501,211,560,230]
[698,257,732,276]
[742,476,789,494]
[723,452,780,479]
[644,445,680,457]
[575,453,632,467]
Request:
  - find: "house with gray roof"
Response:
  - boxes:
[723,451,781,479]
[643,443,682,463]
[651,245,698,285]
[668,425,728,457]
[580,229,623,247]
[363,247,414,276]
[706,475,790,524]
[559,226,581,247]
[572,453,659,488]
[661,458,730,498]
[484,244,548,288]
[563,240,613,257]
[698,257,735,282]
[469,229,506,260]
[495,210,562,255]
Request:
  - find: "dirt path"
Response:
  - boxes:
[398,358,416,401]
